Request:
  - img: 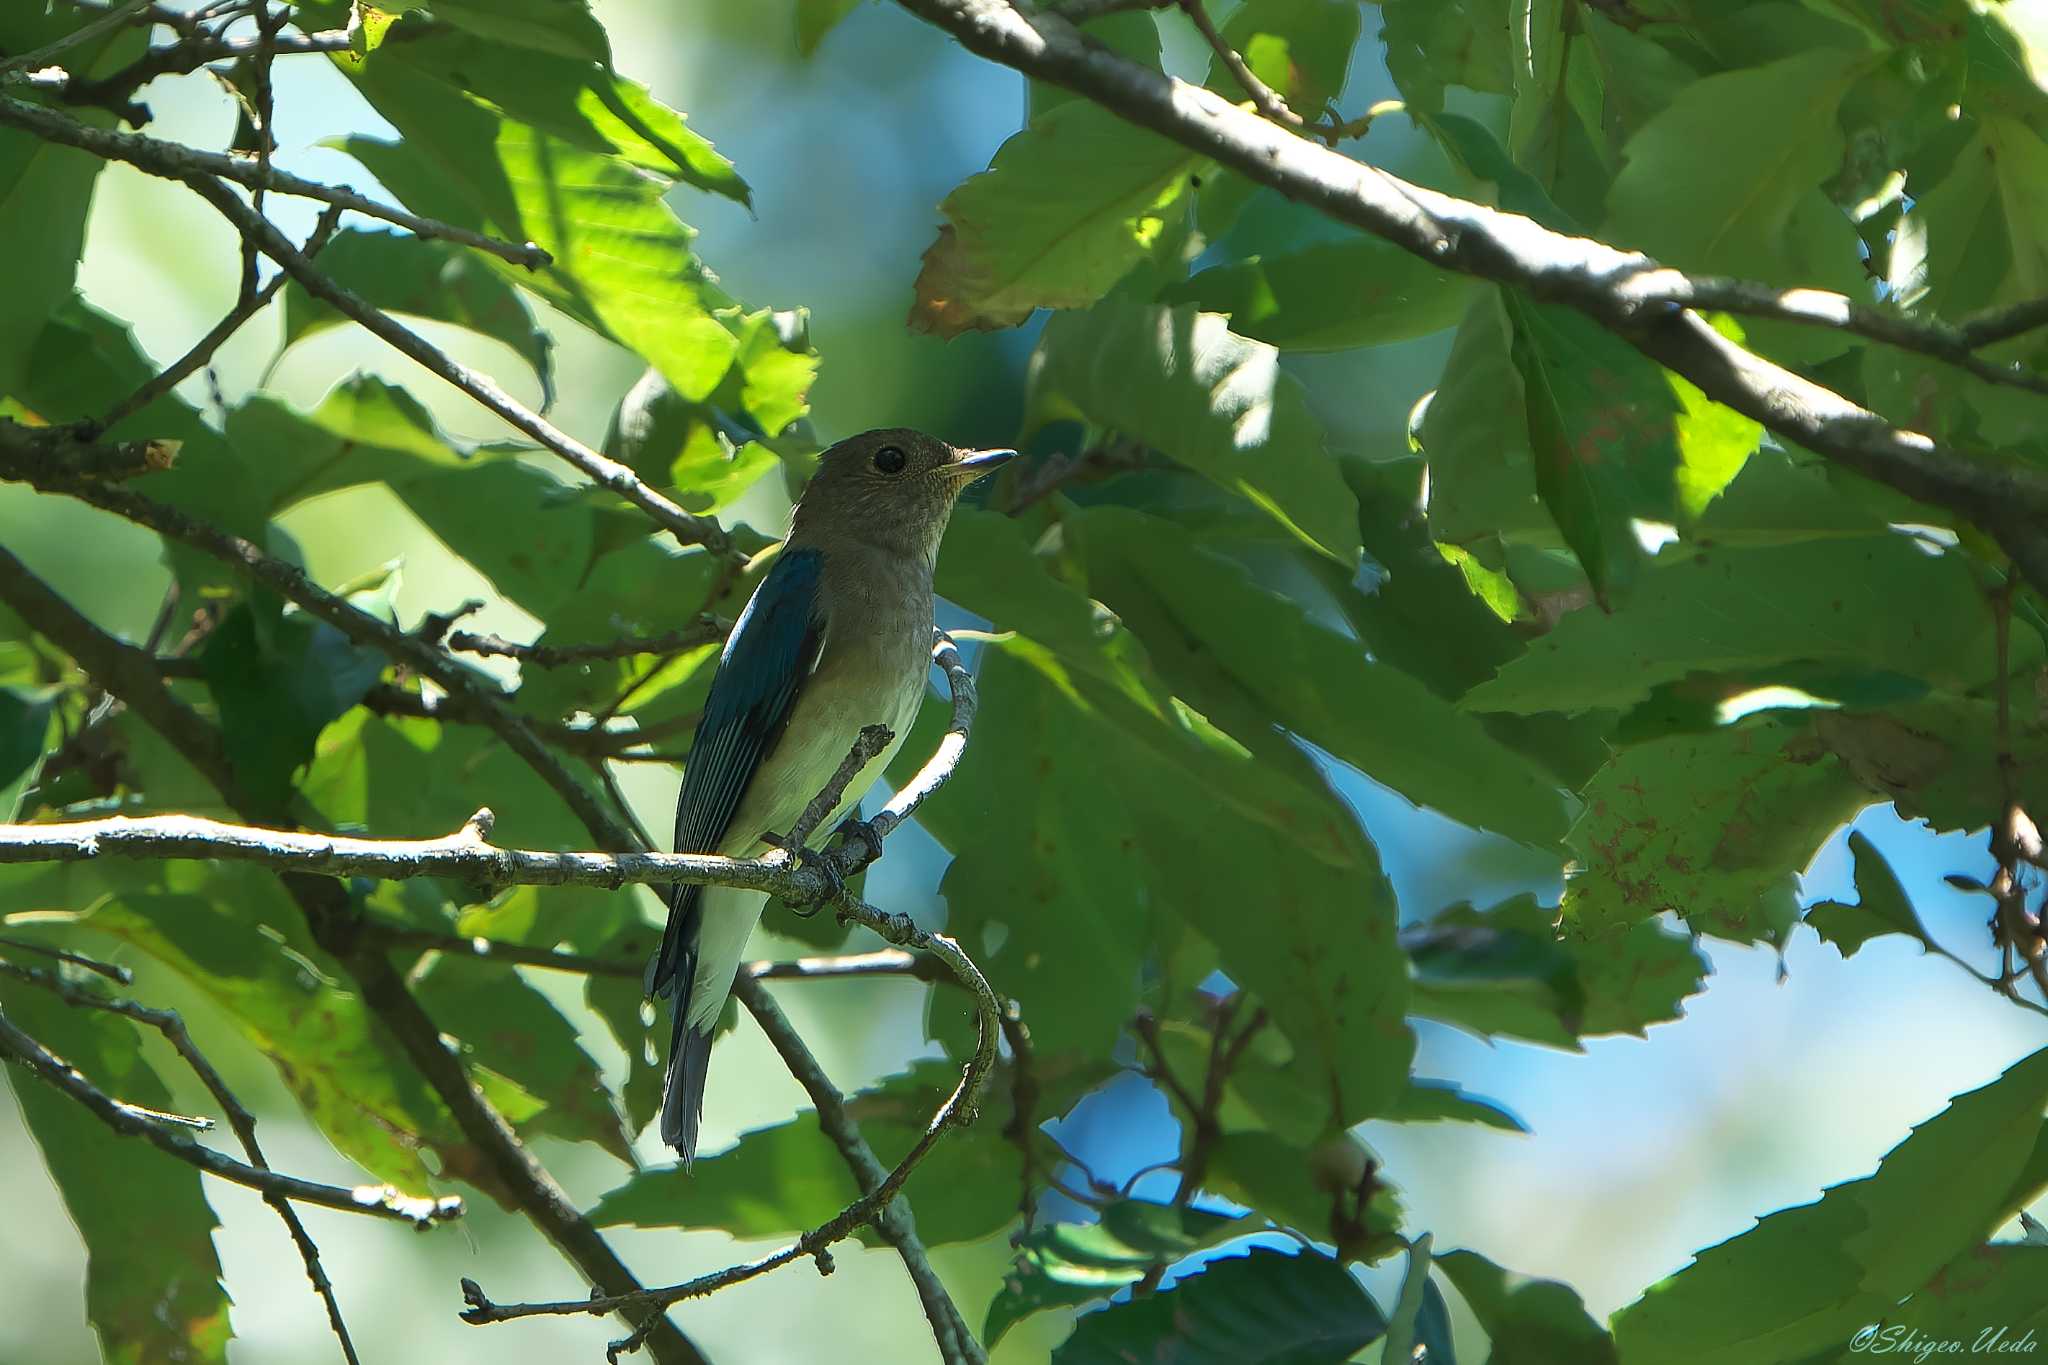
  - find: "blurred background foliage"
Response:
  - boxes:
[5,0,2048,1361]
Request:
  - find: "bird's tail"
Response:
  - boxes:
[650,883,710,1165]
[659,1001,713,1166]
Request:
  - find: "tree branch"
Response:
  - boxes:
[447,620,729,667]
[0,1005,463,1227]
[736,976,986,1365]
[0,545,708,1365]
[0,93,548,268]
[892,0,2048,598]
[0,955,364,1360]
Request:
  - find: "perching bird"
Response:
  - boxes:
[648,427,1014,1162]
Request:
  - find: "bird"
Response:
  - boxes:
[647,427,1015,1163]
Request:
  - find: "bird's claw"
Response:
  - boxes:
[835,815,885,866]
[775,839,842,916]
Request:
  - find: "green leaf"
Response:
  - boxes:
[1811,691,2048,834]
[1390,1077,1528,1132]
[226,378,598,619]
[332,113,739,402]
[428,0,612,63]
[1434,1249,1618,1365]
[0,979,233,1365]
[1602,48,1871,301]
[911,100,1202,336]
[1565,717,1867,942]
[199,591,388,812]
[1211,0,1360,113]
[1879,1244,2048,1339]
[1406,897,1587,1049]
[0,12,140,396]
[1462,533,2001,716]
[0,683,56,818]
[922,516,1412,1124]
[1161,239,1473,351]
[412,953,630,1161]
[1612,1046,2048,1365]
[1053,1247,1387,1364]
[1502,293,1758,602]
[1065,506,1572,848]
[1204,1131,1406,1246]
[330,9,746,201]
[1378,0,1513,113]
[279,228,554,402]
[1805,830,1932,958]
[1030,301,1362,563]
[1573,917,1709,1037]
[591,1063,1021,1245]
[73,881,494,1200]
[985,1202,1247,1345]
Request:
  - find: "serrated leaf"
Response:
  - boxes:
[1053,1247,1387,1364]
[0,979,233,1365]
[1030,301,1361,563]
[1463,533,2001,716]
[1613,1047,2048,1365]
[332,111,739,402]
[1406,897,1587,1049]
[1390,1077,1528,1132]
[1565,717,1867,943]
[911,100,1202,336]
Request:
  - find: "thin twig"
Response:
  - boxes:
[177,168,733,556]
[0,1007,463,1226]
[0,934,132,983]
[0,0,150,76]
[0,957,362,1361]
[447,620,728,667]
[0,93,551,268]
[1176,0,1303,131]
[891,0,2048,599]
[736,976,986,1365]
[96,202,342,433]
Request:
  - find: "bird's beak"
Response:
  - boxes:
[946,447,1017,483]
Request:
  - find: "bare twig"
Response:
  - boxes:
[175,170,733,556]
[0,452,635,852]
[1176,0,1302,132]
[447,620,728,667]
[0,934,132,983]
[0,957,362,1360]
[96,203,343,433]
[0,1007,463,1226]
[890,0,2048,598]
[0,93,550,268]
[0,544,707,1364]
[1958,296,2048,351]
[736,976,986,1365]
[778,722,894,856]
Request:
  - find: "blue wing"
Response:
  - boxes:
[650,546,827,1000]
[650,547,825,1157]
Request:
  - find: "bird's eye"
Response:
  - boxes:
[872,445,907,474]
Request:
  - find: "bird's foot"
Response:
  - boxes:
[782,843,847,916]
[834,815,885,866]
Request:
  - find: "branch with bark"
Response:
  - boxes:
[895,0,2048,599]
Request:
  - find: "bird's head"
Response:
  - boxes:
[788,427,1015,561]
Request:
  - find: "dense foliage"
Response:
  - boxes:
[3,0,2048,1361]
